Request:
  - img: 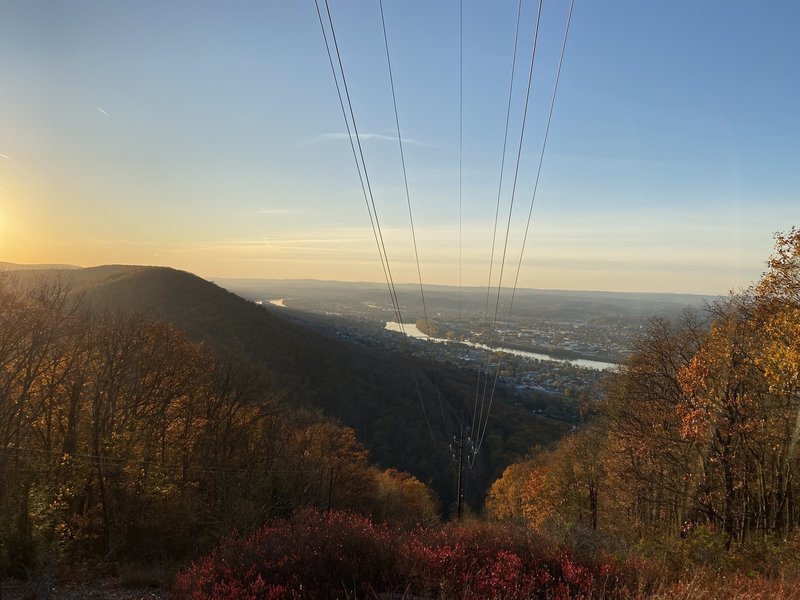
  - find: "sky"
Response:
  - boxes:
[1,0,799,294]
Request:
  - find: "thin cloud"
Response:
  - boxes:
[0,154,10,160]
[303,132,434,148]
[228,208,309,217]
[183,233,374,254]
[256,208,306,215]
[96,106,110,117]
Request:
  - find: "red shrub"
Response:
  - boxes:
[173,509,399,599]
[173,510,634,599]
[397,521,627,599]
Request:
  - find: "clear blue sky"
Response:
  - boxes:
[1,0,798,293]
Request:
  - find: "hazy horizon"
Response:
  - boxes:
[2,1,799,295]
[0,258,757,298]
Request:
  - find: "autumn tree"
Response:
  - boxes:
[488,426,605,534]
[486,458,536,523]
[753,227,800,537]
[0,274,439,575]
[600,312,707,537]
[489,228,800,548]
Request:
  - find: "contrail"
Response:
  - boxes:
[307,132,435,147]
[0,154,9,160]
[96,106,110,117]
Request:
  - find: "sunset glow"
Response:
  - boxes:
[1,2,798,294]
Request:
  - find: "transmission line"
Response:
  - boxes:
[471,0,524,451]
[322,0,405,330]
[314,0,439,450]
[473,0,544,457]
[314,0,440,450]
[509,0,576,315]
[312,0,397,327]
[378,0,451,440]
[459,0,463,327]
[313,0,576,462]
[476,0,576,454]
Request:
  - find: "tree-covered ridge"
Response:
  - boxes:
[5,264,571,508]
[0,275,436,577]
[488,228,800,549]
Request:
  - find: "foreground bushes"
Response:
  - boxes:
[173,509,632,599]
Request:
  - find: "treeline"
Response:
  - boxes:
[488,228,800,549]
[0,275,436,577]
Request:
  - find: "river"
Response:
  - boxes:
[384,321,617,371]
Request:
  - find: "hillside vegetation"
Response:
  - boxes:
[6,265,570,507]
[0,275,439,579]
[485,228,800,594]
[7,225,793,597]
[0,264,575,586]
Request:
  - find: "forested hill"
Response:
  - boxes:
[7,265,570,506]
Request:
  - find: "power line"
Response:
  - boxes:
[476,0,576,453]
[471,0,524,450]
[474,0,544,456]
[459,0,463,328]
[378,0,451,440]
[321,0,404,332]
[313,0,576,462]
[314,0,441,451]
[509,0,576,315]
[312,0,396,328]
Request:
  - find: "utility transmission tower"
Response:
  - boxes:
[452,425,475,520]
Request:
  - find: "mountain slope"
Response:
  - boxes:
[10,265,570,507]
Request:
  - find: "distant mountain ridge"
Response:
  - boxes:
[215,277,716,320]
[215,276,713,301]
[0,261,81,271]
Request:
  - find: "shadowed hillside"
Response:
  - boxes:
[8,265,571,508]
